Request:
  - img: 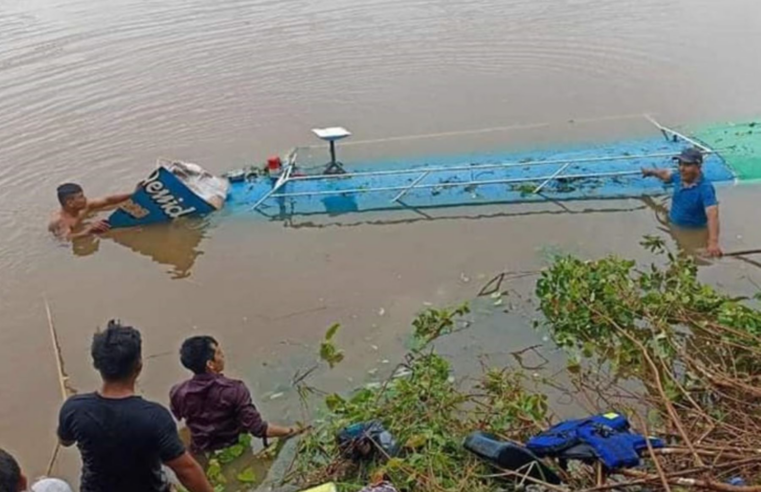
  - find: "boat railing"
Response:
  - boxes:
[250,117,714,210]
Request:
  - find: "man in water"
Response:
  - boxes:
[0,448,73,491]
[642,147,722,257]
[170,336,304,455]
[48,183,133,239]
[57,321,214,492]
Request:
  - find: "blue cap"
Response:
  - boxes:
[673,147,704,165]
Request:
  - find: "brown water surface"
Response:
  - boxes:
[1,0,761,484]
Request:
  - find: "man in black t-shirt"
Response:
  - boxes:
[57,321,213,492]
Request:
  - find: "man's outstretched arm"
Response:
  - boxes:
[706,205,722,257]
[165,452,214,492]
[641,168,673,183]
[86,192,134,211]
[235,384,303,439]
[265,422,302,438]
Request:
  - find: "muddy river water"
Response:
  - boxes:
[1,0,760,484]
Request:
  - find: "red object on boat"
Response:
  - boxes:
[267,156,282,172]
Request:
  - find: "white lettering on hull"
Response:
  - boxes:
[143,169,197,219]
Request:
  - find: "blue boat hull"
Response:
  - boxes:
[109,167,217,228]
[227,136,734,219]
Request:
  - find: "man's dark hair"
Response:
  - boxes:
[91,320,142,382]
[0,448,21,492]
[180,336,218,375]
[57,183,83,206]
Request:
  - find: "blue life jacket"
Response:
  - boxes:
[526,413,664,470]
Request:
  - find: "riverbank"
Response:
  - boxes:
[259,240,761,491]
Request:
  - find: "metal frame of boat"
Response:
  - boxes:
[250,115,717,212]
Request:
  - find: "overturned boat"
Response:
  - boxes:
[108,116,760,228]
[108,160,229,228]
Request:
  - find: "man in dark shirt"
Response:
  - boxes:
[170,336,302,454]
[57,321,214,492]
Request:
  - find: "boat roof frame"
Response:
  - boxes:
[250,116,714,211]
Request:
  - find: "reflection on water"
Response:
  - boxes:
[640,196,711,263]
[73,218,210,279]
[71,235,100,256]
[286,200,650,229]
[110,219,209,279]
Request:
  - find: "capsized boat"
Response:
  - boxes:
[109,116,760,227]
[228,116,759,219]
[109,159,229,228]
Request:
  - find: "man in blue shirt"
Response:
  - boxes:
[642,147,722,257]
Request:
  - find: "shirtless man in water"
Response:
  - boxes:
[49,183,133,239]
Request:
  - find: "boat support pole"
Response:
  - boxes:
[645,114,713,153]
[533,162,572,194]
[391,171,430,202]
[251,164,293,210]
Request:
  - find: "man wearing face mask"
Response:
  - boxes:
[642,147,723,257]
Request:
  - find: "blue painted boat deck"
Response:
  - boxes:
[227,136,734,218]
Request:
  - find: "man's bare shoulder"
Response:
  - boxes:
[48,212,65,235]
[49,210,80,237]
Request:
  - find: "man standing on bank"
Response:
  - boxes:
[642,147,723,257]
[57,321,214,492]
[170,336,304,456]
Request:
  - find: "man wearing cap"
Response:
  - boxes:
[642,147,722,257]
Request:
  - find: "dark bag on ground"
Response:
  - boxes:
[336,421,400,462]
[464,432,562,485]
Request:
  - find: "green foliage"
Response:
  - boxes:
[535,236,761,385]
[201,434,268,491]
[511,182,538,197]
[289,242,761,491]
[206,458,225,488]
[532,236,761,488]
[213,434,253,465]
[479,368,549,432]
[291,305,549,491]
[536,254,639,355]
[236,467,257,484]
[320,323,345,369]
[325,322,341,341]
[639,234,667,253]
[411,303,470,345]
[295,353,548,490]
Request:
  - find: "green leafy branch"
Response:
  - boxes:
[319,323,345,369]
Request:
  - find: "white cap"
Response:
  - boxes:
[30,478,73,492]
